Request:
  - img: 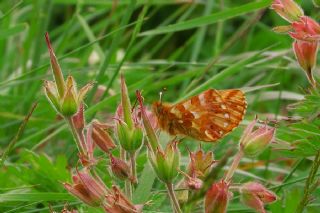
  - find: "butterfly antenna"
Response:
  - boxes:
[159,87,167,105]
[159,91,163,104]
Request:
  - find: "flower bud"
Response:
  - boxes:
[150,141,180,183]
[205,180,231,213]
[270,0,304,23]
[44,33,93,117]
[240,118,275,158]
[104,185,138,213]
[240,182,277,213]
[117,122,143,153]
[293,40,318,87]
[115,76,145,153]
[109,154,135,183]
[91,120,116,153]
[188,148,215,179]
[61,83,78,117]
[289,16,320,42]
[63,170,107,206]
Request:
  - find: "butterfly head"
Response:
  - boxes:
[152,101,164,118]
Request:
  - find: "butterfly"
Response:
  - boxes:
[152,89,247,142]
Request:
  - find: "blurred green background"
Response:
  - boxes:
[0,0,319,212]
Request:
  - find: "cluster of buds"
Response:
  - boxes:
[271,0,320,87]
[64,170,139,212]
[44,33,93,117]
[240,117,275,158]
[43,33,143,213]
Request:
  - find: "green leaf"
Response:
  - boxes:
[0,23,28,39]
[133,163,156,204]
[0,192,74,202]
[140,0,272,36]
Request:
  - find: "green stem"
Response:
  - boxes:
[130,152,138,184]
[66,117,84,155]
[224,149,244,183]
[121,148,132,199]
[295,151,320,213]
[166,182,182,213]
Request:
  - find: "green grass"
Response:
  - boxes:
[1,0,320,212]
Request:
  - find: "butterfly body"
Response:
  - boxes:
[152,89,247,142]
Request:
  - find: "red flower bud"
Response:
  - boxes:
[270,0,304,23]
[289,16,320,42]
[293,40,318,87]
[240,118,275,158]
[91,120,116,153]
[104,185,139,213]
[240,182,277,213]
[63,170,107,206]
[205,180,231,213]
[109,154,135,183]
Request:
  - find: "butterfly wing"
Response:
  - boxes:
[169,89,247,142]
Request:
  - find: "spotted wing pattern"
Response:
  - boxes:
[166,89,247,142]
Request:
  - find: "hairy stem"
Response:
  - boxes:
[166,182,182,213]
[224,149,244,183]
[130,152,138,184]
[295,151,320,213]
[66,117,85,155]
[121,148,132,199]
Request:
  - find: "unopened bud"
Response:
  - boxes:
[240,182,277,213]
[205,180,231,213]
[61,84,78,117]
[91,120,116,153]
[117,122,143,153]
[109,154,135,183]
[293,40,318,87]
[240,118,275,158]
[150,141,180,183]
[270,0,304,23]
[63,170,107,206]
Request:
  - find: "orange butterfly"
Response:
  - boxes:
[153,89,247,142]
